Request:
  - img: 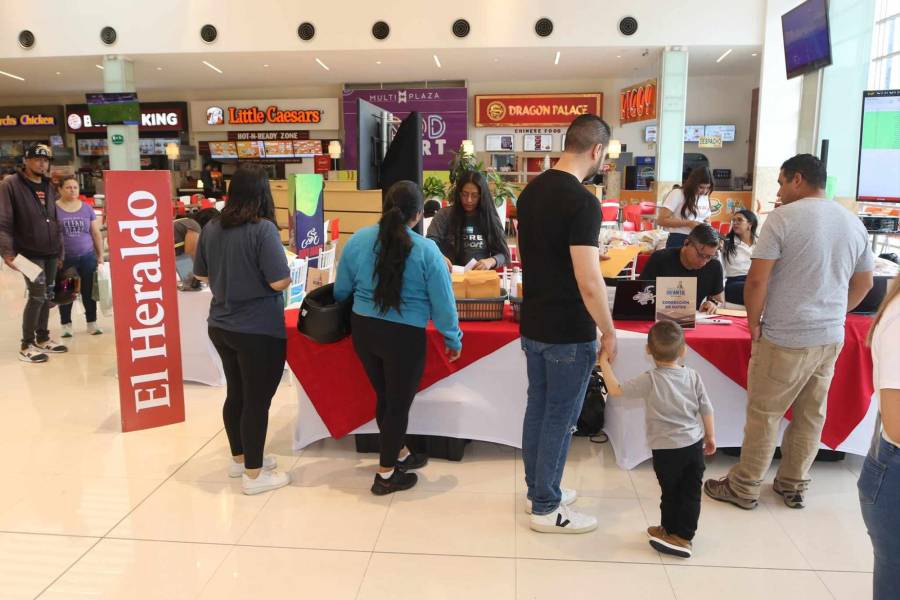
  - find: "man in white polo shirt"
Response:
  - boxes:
[705,154,874,510]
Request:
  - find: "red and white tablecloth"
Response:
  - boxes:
[286,309,877,469]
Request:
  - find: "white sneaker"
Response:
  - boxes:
[33,339,67,353]
[242,469,290,495]
[18,346,49,363]
[87,322,102,335]
[61,324,73,338]
[525,488,577,514]
[228,454,277,478]
[529,504,598,534]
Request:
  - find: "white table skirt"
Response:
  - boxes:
[177,289,225,387]
[292,329,877,469]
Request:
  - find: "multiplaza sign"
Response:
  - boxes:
[0,113,57,127]
[206,105,322,126]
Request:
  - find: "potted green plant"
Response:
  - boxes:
[422,176,447,202]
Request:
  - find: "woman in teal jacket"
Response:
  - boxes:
[335,180,462,495]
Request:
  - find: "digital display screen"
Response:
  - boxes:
[209,141,238,159]
[523,134,552,152]
[485,134,514,151]
[704,125,736,142]
[683,125,705,142]
[85,92,141,125]
[857,90,900,203]
[782,0,832,79]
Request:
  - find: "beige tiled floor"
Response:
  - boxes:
[0,266,874,599]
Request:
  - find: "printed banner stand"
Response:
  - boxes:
[104,170,186,432]
[656,276,697,329]
[290,174,324,258]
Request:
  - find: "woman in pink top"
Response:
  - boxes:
[55,176,103,336]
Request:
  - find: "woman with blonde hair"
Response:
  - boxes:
[859,274,900,599]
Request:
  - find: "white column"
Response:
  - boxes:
[102,55,140,171]
[655,48,689,202]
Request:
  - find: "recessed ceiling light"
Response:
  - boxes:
[433,54,442,68]
[493,58,499,62]
[554,51,561,65]
[616,55,622,59]
[716,48,733,63]
[0,70,25,81]
[375,60,382,65]
[315,58,330,71]
[95,64,104,70]
[55,71,61,76]
[202,60,223,74]
[263,64,270,68]
[156,67,163,71]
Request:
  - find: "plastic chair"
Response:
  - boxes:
[601,201,620,225]
[638,201,656,215]
[622,205,643,231]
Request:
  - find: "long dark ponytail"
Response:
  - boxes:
[723,208,758,262]
[374,181,423,315]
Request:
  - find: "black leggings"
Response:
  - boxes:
[209,327,286,469]
[351,314,427,468]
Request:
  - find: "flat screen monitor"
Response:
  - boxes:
[704,125,736,142]
[263,141,294,158]
[485,134,514,152]
[683,125,705,142]
[293,140,322,157]
[357,98,393,191]
[782,0,832,80]
[235,140,264,159]
[85,92,141,125]
[857,89,900,203]
[523,134,552,152]
[209,141,238,159]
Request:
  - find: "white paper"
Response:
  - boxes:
[12,255,44,282]
[696,313,733,325]
[451,265,465,274]
[464,258,478,272]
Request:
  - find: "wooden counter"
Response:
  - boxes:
[323,182,383,254]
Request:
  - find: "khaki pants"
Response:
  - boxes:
[728,337,843,500]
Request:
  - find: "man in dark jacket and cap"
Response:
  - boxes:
[0,143,68,363]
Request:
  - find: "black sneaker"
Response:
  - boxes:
[371,470,418,496]
[773,480,805,509]
[397,451,428,471]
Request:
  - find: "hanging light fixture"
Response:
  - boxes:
[607,139,622,159]
[461,139,475,156]
[165,142,180,160]
[327,140,342,159]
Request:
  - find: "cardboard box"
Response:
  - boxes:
[464,271,501,299]
[275,208,290,228]
[517,282,523,298]
[451,273,467,300]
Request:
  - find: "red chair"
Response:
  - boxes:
[638,201,656,215]
[622,204,643,231]
[601,200,619,224]
[200,199,215,209]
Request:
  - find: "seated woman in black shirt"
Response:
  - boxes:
[640,224,725,314]
[426,170,510,271]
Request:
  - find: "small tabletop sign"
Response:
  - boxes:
[656,276,697,329]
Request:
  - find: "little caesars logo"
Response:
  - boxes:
[486,101,507,122]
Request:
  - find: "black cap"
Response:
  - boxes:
[24,143,52,159]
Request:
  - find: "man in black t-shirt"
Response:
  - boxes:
[517,114,617,535]
[640,224,725,313]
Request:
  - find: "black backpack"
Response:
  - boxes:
[575,367,608,438]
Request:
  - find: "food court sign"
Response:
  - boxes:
[475,93,603,127]
[619,79,657,124]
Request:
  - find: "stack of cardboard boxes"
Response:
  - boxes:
[271,179,291,245]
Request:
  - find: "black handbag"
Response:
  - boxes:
[297,283,353,343]
[574,367,608,439]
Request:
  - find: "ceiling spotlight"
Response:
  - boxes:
[616,55,622,59]
[55,71,61,75]
[554,51,561,65]
[315,58,330,71]
[202,60,223,74]
[375,60,382,65]
[263,64,270,68]
[156,67,163,71]
[433,54,442,68]
[716,48,733,63]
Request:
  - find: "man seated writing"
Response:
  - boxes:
[640,224,725,314]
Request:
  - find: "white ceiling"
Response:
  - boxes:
[0,45,760,100]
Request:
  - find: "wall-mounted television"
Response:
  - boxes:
[781,0,832,80]
[85,92,140,125]
[683,125,705,142]
[704,125,736,142]
[857,89,900,203]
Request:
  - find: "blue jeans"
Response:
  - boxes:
[58,253,98,325]
[858,435,900,600]
[521,336,597,515]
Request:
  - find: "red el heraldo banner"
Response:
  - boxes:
[620,79,657,124]
[104,170,185,432]
[475,93,603,127]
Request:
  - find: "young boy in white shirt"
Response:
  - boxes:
[600,320,716,558]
